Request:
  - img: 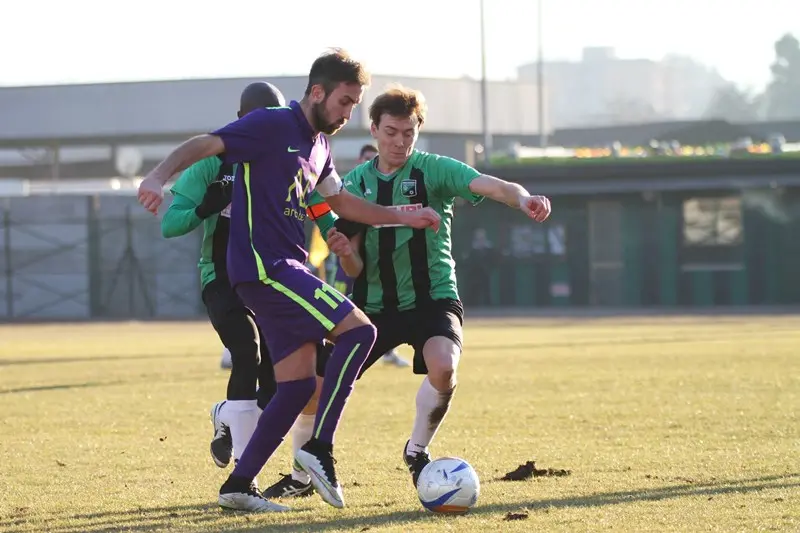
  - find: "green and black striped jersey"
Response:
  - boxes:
[343,150,484,314]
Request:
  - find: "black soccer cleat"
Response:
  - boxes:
[210,401,233,468]
[261,473,315,499]
[403,439,431,488]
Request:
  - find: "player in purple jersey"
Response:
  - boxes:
[137,49,441,513]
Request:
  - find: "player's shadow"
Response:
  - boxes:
[3,473,795,533]
[0,373,212,395]
[0,503,222,533]
[0,352,209,367]
[0,380,129,395]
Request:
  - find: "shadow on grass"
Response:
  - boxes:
[0,373,212,395]
[0,352,211,368]
[0,380,130,395]
[1,473,796,533]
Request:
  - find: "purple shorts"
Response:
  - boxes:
[235,259,354,364]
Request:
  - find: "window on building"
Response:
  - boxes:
[683,197,742,246]
[681,196,743,269]
[509,224,567,258]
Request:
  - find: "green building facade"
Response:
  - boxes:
[453,158,800,308]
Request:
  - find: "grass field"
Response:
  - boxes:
[1,316,798,532]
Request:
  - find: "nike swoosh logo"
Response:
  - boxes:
[287,147,300,152]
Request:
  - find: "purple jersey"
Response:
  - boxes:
[212,101,342,286]
[332,256,354,296]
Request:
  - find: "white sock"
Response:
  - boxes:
[291,413,314,484]
[407,377,454,456]
[222,400,261,463]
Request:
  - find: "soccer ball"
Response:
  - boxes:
[416,457,480,514]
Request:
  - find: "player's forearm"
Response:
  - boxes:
[326,191,405,226]
[339,253,363,278]
[473,175,530,209]
[151,135,224,186]
[161,204,203,238]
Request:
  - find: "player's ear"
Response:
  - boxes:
[311,84,326,104]
[370,122,378,138]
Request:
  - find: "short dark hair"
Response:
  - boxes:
[359,144,378,158]
[369,85,427,127]
[304,48,371,96]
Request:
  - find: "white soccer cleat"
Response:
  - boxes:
[382,350,410,367]
[294,440,344,509]
[218,485,290,512]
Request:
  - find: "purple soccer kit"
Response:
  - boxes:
[211,102,376,483]
[331,255,355,296]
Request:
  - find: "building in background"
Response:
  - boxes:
[0,75,547,183]
[517,46,727,128]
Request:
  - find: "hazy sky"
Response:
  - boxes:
[1,0,797,90]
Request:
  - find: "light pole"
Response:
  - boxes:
[537,0,547,149]
[479,0,493,162]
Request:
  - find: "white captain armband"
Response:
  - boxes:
[315,169,343,197]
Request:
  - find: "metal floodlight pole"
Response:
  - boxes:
[479,0,493,161]
[537,0,547,149]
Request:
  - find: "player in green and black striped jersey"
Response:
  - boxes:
[266,85,552,497]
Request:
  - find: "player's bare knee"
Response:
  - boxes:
[273,343,317,382]
[328,308,375,341]
[423,337,460,392]
[429,368,457,392]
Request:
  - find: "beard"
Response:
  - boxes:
[311,100,345,135]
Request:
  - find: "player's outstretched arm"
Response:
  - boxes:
[161,193,203,238]
[138,135,224,215]
[139,108,274,215]
[325,189,441,231]
[326,228,364,278]
[161,158,227,238]
[468,175,551,222]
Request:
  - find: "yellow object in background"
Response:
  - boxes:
[308,225,330,271]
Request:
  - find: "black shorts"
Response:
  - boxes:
[202,278,258,340]
[316,298,464,379]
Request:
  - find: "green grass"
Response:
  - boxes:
[0,317,798,532]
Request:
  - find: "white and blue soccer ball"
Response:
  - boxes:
[417,457,480,514]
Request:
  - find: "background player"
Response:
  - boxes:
[265,84,551,497]
[161,82,284,473]
[137,50,441,512]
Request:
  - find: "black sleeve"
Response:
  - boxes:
[334,218,368,239]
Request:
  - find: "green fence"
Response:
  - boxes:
[1,195,202,321]
[3,184,800,322]
[451,188,800,308]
